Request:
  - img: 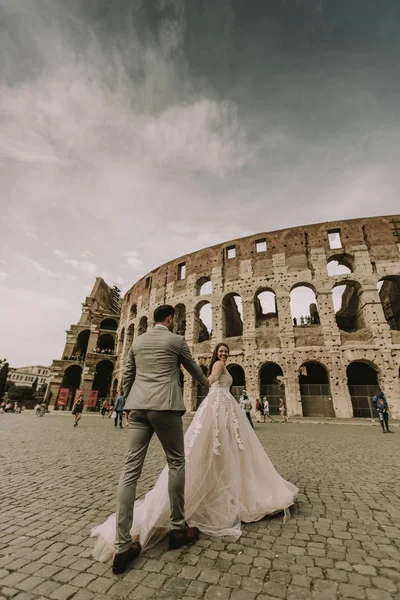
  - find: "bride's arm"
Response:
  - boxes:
[208,361,224,385]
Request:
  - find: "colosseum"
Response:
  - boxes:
[49,215,400,419]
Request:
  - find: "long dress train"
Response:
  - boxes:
[91,370,298,561]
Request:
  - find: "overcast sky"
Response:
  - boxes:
[1,0,400,367]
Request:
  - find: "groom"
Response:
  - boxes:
[113,304,210,574]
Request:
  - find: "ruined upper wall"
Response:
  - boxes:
[122,215,400,311]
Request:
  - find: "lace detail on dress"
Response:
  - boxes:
[211,389,222,455]
[185,401,206,460]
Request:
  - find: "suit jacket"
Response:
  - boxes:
[123,326,209,412]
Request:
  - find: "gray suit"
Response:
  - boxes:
[115,325,209,555]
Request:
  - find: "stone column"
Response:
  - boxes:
[316,288,341,347]
[276,292,295,352]
[283,367,303,417]
[329,354,353,418]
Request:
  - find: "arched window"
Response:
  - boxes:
[254,289,278,328]
[195,301,212,342]
[112,378,119,396]
[73,329,90,358]
[332,281,364,332]
[327,254,353,276]
[92,360,114,400]
[290,285,320,326]
[227,364,246,401]
[138,316,148,336]
[174,304,186,336]
[378,276,400,331]
[196,276,212,295]
[117,328,125,355]
[130,304,137,319]
[222,293,243,338]
[59,365,82,410]
[259,363,284,415]
[100,318,118,331]
[125,324,134,353]
[347,361,380,418]
[98,334,115,354]
[298,361,334,417]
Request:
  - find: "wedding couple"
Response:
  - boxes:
[91,305,298,574]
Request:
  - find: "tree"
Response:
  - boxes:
[31,377,38,393]
[8,386,35,403]
[0,361,9,400]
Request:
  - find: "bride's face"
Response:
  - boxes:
[217,345,229,363]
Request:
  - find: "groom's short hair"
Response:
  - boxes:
[154,304,175,323]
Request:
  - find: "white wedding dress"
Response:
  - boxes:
[91,370,298,561]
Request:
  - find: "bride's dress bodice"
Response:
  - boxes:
[210,369,232,389]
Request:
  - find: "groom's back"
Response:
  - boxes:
[124,327,185,412]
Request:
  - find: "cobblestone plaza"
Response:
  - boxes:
[1,414,400,600]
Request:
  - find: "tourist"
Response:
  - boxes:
[108,399,115,418]
[279,398,288,422]
[114,392,125,429]
[293,317,297,326]
[34,401,41,416]
[373,391,392,433]
[91,335,298,572]
[239,390,254,429]
[263,397,275,422]
[72,392,84,427]
[100,399,109,417]
[39,402,46,417]
[254,398,263,423]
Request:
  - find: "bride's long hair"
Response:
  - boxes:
[208,343,230,376]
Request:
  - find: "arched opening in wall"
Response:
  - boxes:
[100,318,118,331]
[227,364,246,402]
[327,255,353,276]
[92,360,114,400]
[196,366,209,409]
[254,289,278,328]
[138,316,148,336]
[73,329,90,359]
[332,281,365,333]
[378,276,400,331]
[59,365,82,410]
[222,293,243,338]
[197,276,212,296]
[130,304,137,319]
[299,361,335,417]
[117,328,125,355]
[195,301,212,342]
[259,363,284,415]
[112,378,119,397]
[290,285,320,326]
[98,333,115,354]
[125,324,135,354]
[347,361,380,418]
[174,304,186,336]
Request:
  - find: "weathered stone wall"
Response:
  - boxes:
[112,215,400,419]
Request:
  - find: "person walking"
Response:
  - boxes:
[279,398,287,423]
[72,392,84,427]
[114,393,125,429]
[254,399,263,423]
[95,304,210,574]
[373,391,392,433]
[263,397,275,422]
[240,390,254,429]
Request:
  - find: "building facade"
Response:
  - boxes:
[51,216,400,418]
[8,365,51,390]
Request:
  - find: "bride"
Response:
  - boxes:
[92,342,298,562]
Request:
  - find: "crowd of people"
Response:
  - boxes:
[293,314,320,326]
[0,401,23,413]
[238,390,288,428]
[62,348,114,362]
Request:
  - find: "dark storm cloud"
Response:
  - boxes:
[1,0,399,365]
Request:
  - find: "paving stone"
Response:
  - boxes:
[204,586,231,600]
[49,584,79,600]
[14,576,45,592]
[185,580,208,598]
[338,583,367,598]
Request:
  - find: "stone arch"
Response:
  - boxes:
[73,329,90,359]
[298,361,335,417]
[60,364,82,410]
[174,303,186,336]
[227,363,246,401]
[196,365,209,409]
[92,360,114,399]
[259,362,284,415]
[222,293,243,338]
[327,254,354,276]
[98,333,115,354]
[290,283,320,325]
[195,301,212,343]
[346,361,380,418]
[378,275,400,331]
[112,378,119,396]
[125,324,135,352]
[332,280,365,333]
[117,328,125,355]
[100,318,118,331]
[254,288,278,328]
[130,304,137,319]
[196,276,212,296]
[138,316,148,336]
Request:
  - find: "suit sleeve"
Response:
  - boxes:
[123,347,136,397]
[179,338,209,387]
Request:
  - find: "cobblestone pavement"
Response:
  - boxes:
[1,413,400,600]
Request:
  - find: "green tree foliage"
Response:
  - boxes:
[8,386,35,403]
[31,377,38,393]
[0,361,9,400]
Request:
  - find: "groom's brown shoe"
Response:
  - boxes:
[112,542,141,574]
[169,525,199,549]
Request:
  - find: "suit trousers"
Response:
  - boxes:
[115,410,185,554]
